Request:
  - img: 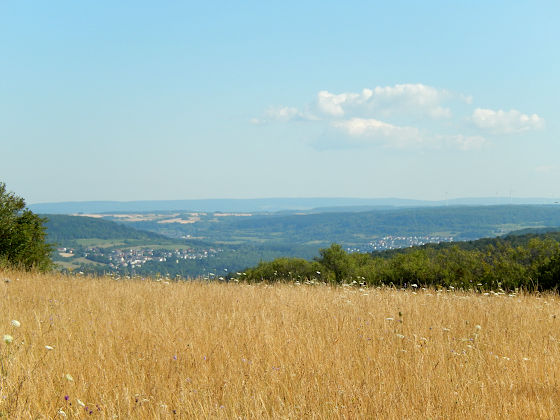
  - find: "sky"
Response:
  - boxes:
[1,1,559,204]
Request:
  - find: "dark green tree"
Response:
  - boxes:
[535,251,560,291]
[316,243,353,283]
[0,182,52,271]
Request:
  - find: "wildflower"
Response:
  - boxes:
[442,328,450,332]
[45,345,54,350]
[65,373,74,382]
[10,320,21,328]
[411,284,418,288]
[57,409,67,417]
[65,395,69,401]
[77,399,86,407]
[3,334,13,344]
[475,324,482,331]
[385,317,394,321]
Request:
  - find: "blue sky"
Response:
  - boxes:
[1,1,559,203]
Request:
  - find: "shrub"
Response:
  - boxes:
[0,182,52,271]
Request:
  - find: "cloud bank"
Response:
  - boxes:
[253,83,544,151]
[317,84,452,119]
[471,108,545,134]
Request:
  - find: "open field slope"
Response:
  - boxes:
[1,271,560,418]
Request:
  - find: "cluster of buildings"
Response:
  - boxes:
[62,247,221,269]
[346,235,454,253]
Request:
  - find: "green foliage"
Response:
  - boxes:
[0,183,52,271]
[535,251,560,291]
[244,257,321,282]
[241,234,560,292]
[316,244,353,283]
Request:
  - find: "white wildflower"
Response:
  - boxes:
[475,324,482,331]
[10,320,21,328]
[385,317,394,321]
[3,334,13,344]
[77,399,86,407]
[45,345,54,350]
[65,373,74,382]
[57,409,67,417]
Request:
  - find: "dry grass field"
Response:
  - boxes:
[1,270,560,419]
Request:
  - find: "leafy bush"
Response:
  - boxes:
[0,182,52,271]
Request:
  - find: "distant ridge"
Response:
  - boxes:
[29,197,560,214]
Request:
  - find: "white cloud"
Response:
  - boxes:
[251,106,317,124]
[266,106,302,121]
[329,118,486,151]
[330,118,423,148]
[443,134,486,151]
[471,108,545,134]
[316,84,452,119]
[317,90,366,117]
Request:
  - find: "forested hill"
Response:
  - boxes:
[43,215,179,244]
[206,204,560,242]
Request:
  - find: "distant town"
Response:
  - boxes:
[346,235,454,253]
[57,246,223,269]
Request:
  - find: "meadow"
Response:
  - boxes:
[1,270,559,419]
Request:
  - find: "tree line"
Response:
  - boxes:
[240,236,560,291]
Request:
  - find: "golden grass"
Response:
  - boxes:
[1,270,560,419]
